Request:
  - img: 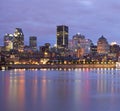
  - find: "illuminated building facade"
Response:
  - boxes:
[97,36,109,54]
[29,36,37,51]
[69,33,92,57]
[4,34,13,51]
[13,28,24,51]
[56,25,69,49]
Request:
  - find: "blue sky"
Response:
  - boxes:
[0,0,120,46]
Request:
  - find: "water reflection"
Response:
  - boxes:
[0,68,120,111]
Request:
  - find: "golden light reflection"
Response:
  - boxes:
[96,68,120,94]
[9,74,25,111]
[18,78,25,109]
[31,74,38,105]
[41,78,47,104]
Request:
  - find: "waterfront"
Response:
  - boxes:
[0,68,120,111]
[7,63,116,69]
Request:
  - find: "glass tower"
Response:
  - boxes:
[13,28,24,51]
[56,25,69,49]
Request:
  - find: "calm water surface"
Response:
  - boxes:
[0,68,120,111]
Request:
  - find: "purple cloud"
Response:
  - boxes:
[0,0,120,46]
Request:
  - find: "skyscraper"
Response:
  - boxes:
[4,34,13,51]
[56,25,69,49]
[13,28,24,51]
[29,36,37,51]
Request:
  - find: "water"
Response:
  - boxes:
[0,68,120,111]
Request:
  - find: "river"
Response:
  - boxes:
[0,68,120,111]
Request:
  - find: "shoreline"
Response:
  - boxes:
[6,64,116,69]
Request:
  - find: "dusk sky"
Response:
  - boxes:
[0,0,120,46]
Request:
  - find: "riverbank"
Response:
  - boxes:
[7,64,116,69]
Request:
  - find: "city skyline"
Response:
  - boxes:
[1,0,120,46]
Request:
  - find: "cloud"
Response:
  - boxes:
[0,0,120,46]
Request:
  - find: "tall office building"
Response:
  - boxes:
[13,28,24,51]
[4,34,13,51]
[56,25,69,49]
[29,36,37,51]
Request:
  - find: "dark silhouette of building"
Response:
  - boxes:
[29,36,37,51]
[110,43,120,54]
[39,43,51,58]
[56,25,69,49]
[90,44,97,55]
